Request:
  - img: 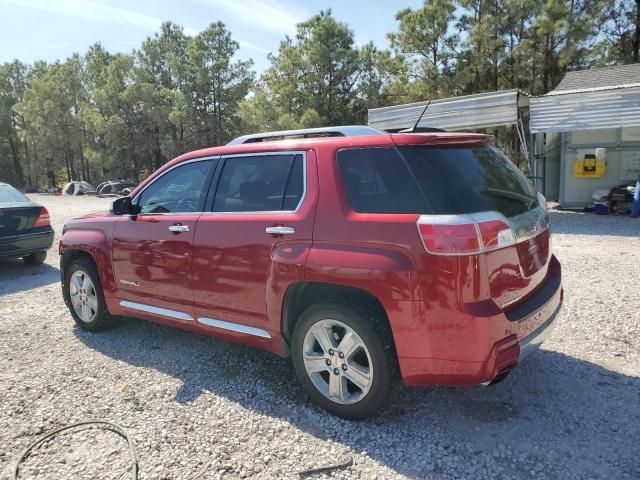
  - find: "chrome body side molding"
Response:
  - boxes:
[119,300,194,321]
[197,317,272,339]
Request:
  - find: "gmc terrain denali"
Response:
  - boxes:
[59,126,562,419]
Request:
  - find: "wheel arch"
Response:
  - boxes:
[59,229,116,296]
[281,281,397,355]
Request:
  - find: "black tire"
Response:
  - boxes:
[291,299,396,419]
[23,251,47,265]
[63,257,116,331]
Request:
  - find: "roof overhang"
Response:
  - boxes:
[530,85,640,133]
[368,89,528,132]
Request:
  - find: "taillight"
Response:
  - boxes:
[418,221,480,254]
[417,213,515,255]
[34,207,51,228]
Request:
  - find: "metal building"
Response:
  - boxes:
[367,65,640,209]
[367,89,532,170]
[530,64,640,208]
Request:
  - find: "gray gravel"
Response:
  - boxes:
[1,195,639,480]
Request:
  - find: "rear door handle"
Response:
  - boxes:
[169,224,190,233]
[265,226,295,235]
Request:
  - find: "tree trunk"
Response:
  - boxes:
[78,142,86,182]
[494,0,500,91]
[64,149,71,182]
[23,139,33,187]
[634,0,640,62]
[153,125,163,171]
[46,156,56,190]
[80,127,90,183]
[8,135,25,187]
[66,141,77,181]
[543,35,551,93]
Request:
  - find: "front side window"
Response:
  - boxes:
[136,159,214,214]
[212,154,304,212]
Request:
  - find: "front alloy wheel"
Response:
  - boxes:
[69,270,99,323]
[64,257,115,331]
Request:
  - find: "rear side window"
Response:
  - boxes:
[0,185,29,204]
[213,154,304,212]
[337,146,537,217]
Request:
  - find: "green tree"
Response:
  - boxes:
[388,0,460,99]
[0,61,29,186]
[594,0,640,63]
[252,10,362,127]
[185,22,254,146]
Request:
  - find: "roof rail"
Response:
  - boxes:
[227,125,384,145]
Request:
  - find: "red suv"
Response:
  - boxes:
[60,127,562,419]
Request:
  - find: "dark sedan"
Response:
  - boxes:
[0,183,54,264]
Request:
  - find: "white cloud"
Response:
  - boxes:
[197,0,307,35]
[238,39,269,55]
[7,0,169,32]
[7,0,272,56]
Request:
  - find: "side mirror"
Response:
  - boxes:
[110,196,137,215]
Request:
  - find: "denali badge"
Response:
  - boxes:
[119,279,140,287]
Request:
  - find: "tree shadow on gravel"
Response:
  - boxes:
[75,317,640,480]
[0,258,59,296]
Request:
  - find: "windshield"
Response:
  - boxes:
[337,145,538,218]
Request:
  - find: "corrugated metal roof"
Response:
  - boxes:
[554,64,640,92]
[367,90,523,131]
[530,85,640,133]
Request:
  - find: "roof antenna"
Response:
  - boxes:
[400,99,432,133]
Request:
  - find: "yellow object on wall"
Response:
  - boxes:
[574,154,606,178]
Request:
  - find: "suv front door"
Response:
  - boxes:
[112,158,217,322]
[192,151,317,340]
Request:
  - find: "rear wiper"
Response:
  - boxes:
[481,188,536,206]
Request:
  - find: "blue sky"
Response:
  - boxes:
[0,0,424,72]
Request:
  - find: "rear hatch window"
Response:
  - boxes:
[0,185,30,205]
[337,145,538,217]
[0,186,40,236]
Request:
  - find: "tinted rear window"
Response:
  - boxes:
[337,146,537,217]
[0,185,29,204]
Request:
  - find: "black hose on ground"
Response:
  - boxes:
[12,421,138,480]
[13,421,354,479]
[298,455,354,478]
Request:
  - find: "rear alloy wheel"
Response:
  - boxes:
[292,301,394,419]
[23,251,47,265]
[64,257,115,331]
[303,319,373,404]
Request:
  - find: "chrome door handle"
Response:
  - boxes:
[265,226,295,235]
[169,224,190,233]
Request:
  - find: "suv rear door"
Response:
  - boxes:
[336,143,551,310]
[112,158,217,321]
[192,150,316,340]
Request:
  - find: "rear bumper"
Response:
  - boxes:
[394,256,563,386]
[0,228,54,259]
[519,303,559,360]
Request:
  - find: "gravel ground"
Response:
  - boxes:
[1,194,639,480]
